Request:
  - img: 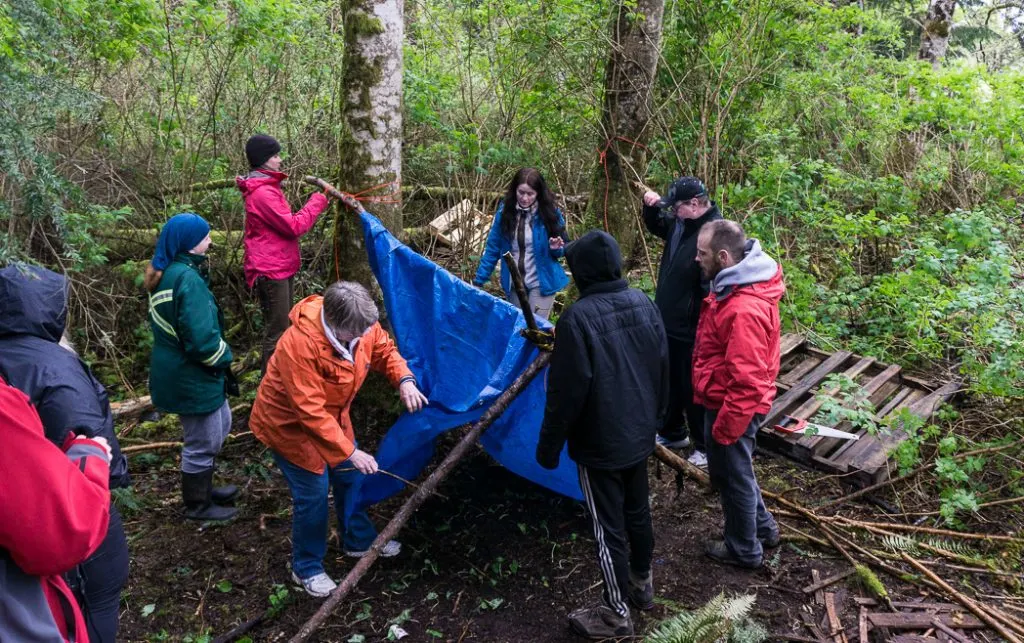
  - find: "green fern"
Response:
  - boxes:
[881,534,920,554]
[645,593,767,643]
[880,533,977,557]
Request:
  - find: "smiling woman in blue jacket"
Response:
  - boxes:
[473,168,570,319]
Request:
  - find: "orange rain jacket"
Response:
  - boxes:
[249,295,413,473]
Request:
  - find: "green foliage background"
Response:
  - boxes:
[1,0,1022,397]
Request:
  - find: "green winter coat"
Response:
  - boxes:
[148,253,233,415]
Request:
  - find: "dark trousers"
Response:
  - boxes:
[577,461,654,618]
[73,503,130,643]
[255,276,294,373]
[705,410,777,565]
[660,336,705,450]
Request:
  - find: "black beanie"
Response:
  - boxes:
[245,134,281,168]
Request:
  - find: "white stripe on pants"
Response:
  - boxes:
[577,465,629,617]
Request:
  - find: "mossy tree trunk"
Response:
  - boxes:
[918,0,957,69]
[334,0,404,286]
[584,0,664,261]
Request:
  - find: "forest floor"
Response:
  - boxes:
[113,389,1021,643]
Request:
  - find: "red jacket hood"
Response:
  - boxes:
[235,169,288,196]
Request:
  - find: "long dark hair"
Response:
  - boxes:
[500,168,563,240]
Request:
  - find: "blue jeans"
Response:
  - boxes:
[272,452,378,579]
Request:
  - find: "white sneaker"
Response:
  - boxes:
[656,435,691,450]
[687,450,708,468]
[290,571,337,598]
[344,539,402,559]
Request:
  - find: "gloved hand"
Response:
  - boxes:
[224,368,240,397]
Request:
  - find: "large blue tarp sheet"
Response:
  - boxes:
[347,211,582,514]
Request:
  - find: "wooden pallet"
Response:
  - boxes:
[758,334,961,486]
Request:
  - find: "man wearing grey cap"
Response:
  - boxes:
[642,177,722,468]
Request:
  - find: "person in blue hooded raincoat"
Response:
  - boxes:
[0,263,130,643]
[473,167,570,319]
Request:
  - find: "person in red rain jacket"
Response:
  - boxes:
[0,377,112,642]
[236,133,341,372]
[692,219,785,569]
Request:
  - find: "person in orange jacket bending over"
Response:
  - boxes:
[249,281,428,598]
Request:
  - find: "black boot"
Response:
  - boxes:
[182,469,237,522]
[210,460,240,504]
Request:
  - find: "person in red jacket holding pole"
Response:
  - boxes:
[237,134,341,373]
[692,220,784,569]
[0,377,113,642]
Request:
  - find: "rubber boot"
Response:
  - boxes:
[210,460,239,505]
[182,469,237,521]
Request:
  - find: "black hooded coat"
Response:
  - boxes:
[0,265,129,488]
[537,231,670,471]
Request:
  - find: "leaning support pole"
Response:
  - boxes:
[288,350,553,643]
[501,251,539,333]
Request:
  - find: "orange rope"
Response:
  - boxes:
[330,180,401,281]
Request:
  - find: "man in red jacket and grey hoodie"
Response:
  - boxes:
[0,377,112,642]
[692,219,784,569]
[237,134,341,373]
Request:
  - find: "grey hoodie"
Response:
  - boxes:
[711,239,779,296]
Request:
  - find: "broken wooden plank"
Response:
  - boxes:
[764,351,853,429]
[803,611,831,642]
[867,613,984,630]
[931,620,971,643]
[427,199,491,251]
[804,569,857,596]
[859,607,870,643]
[811,569,825,605]
[890,636,940,643]
[825,592,848,643]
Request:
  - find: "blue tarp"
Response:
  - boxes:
[347,211,582,515]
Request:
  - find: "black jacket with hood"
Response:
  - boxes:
[643,202,722,342]
[536,231,670,471]
[0,264,130,488]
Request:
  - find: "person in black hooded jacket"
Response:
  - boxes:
[536,230,669,640]
[0,264,130,643]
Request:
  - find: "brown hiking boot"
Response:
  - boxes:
[568,604,633,640]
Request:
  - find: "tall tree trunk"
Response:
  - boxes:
[334,0,404,286]
[584,0,664,260]
[918,0,957,68]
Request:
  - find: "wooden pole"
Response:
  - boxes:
[501,251,539,333]
[901,553,1024,643]
[288,350,553,643]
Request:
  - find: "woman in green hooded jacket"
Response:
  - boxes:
[144,212,238,522]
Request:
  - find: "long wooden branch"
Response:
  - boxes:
[902,553,1024,643]
[502,251,539,334]
[288,350,553,643]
